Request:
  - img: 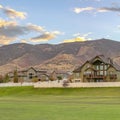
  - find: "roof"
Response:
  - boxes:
[73,55,120,72]
[73,61,89,72]
[111,62,120,71]
[8,67,47,74]
[89,55,112,64]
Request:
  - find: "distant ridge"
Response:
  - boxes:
[0,38,120,74]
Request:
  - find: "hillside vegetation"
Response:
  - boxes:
[1,39,120,74]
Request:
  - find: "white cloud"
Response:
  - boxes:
[73,6,120,14]
[0,19,45,37]
[0,19,47,45]
[73,7,94,14]
[0,4,63,45]
[27,23,45,32]
[63,37,86,43]
[63,32,92,43]
[117,25,120,28]
[0,4,27,19]
[30,31,63,42]
[73,32,92,37]
[0,36,16,45]
[97,7,120,13]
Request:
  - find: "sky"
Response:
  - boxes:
[0,0,120,45]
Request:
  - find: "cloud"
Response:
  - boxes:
[0,5,63,45]
[27,23,45,32]
[63,32,92,43]
[0,18,63,45]
[0,19,44,37]
[97,7,120,13]
[31,31,63,42]
[0,5,26,19]
[73,6,120,14]
[0,19,45,45]
[117,25,120,28]
[0,36,16,45]
[73,32,92,37]
[73,7,94,14]
[63,37,86,43]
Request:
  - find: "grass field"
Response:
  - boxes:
[0,86,120,120]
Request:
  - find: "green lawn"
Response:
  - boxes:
[0,86,120,120]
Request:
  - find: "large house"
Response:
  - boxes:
[8,67,71,82]
[8,67,49,82]
[73,55,120,82]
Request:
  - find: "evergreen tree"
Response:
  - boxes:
[0,75,3,83]
[13,69,18,83]
[3,74,10,83]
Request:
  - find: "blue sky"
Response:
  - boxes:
[0,0,120,45]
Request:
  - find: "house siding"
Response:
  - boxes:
[73,55,120,82]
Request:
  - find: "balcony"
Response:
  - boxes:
[84,74,117,80]
[84,74,104,79]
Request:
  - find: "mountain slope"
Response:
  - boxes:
[0,38,120,74]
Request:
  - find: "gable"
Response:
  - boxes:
[91,57,104,65]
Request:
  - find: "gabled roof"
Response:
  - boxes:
[110,62,120,71]
[73,55,120,72]
[73,61,90,72]
[89,55,112,64]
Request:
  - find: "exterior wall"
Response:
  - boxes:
[34,82,120,88]
[8,68,42,82]
[73,58,120,82]
[80,63,91,82]
[107,67,117,82]
[73,62,91,82]
[117,71,120,81]
[26,68,37,81]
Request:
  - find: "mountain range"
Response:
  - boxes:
[0,38,120,74]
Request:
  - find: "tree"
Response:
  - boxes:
[57,76,62,80]
[13,69,18,83]
[3,74,10,83]
[0,75,3,83]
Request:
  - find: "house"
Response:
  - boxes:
[47,70,71,81]
[8,67,49,82]
[73,55,120,82]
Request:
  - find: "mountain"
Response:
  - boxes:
[0,38,120,74]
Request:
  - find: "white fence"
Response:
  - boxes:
[34,81,120,88]
[1,81,120,88]
[0,82,34,87]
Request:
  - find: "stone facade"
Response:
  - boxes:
[73,55,120,82]
[8,67,48,82]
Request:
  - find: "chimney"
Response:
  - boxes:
[108,57,113,65]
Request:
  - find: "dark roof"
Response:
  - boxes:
[73,61,89,72]
[112,62,120,71]
[73,55,120,72]
[89,55,112,64]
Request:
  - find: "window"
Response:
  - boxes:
[96,65,99,70]
[29,73,33,79]
[100,65,103,70]
[104,65,107,70]
[100,71,104,75]
[104,71,107,75]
